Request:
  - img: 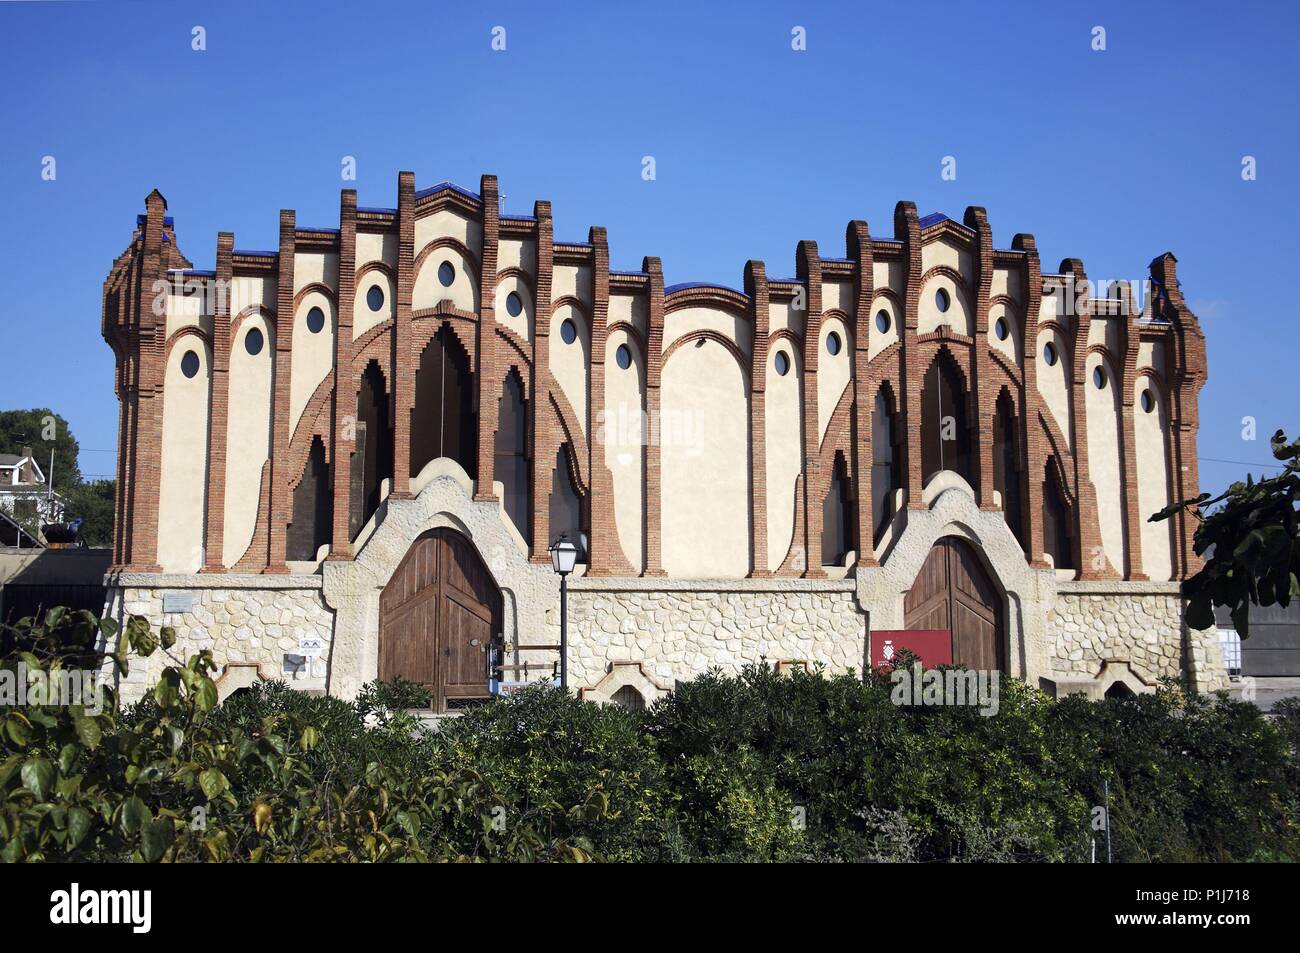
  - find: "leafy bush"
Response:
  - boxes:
[0,609,601,862]
[2,608,1297,863]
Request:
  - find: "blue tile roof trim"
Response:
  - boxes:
[357,206,397,215]
[300,226,340,234]
[610,270,649,277]
[415,181,481,202]
[501,214,537,222]
[233,249,277,257]
[168,268,216,277]
[918,212,949,229]
[665,281,744,295]
[138,215,175,228]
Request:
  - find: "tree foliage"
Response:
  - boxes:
[1152,429,1300,637]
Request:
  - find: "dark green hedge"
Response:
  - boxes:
[3,609,1297,862]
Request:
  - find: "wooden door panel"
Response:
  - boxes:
[904,537,1004,672]
[379,528,504,710]
[952,600,999,671]
[442,592,491,697]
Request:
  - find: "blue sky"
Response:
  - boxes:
[0,0,1295,496]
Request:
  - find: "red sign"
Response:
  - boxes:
[870,629,951,670]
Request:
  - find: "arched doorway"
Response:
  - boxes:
[903,536,1005,671]
[378,528,502,711]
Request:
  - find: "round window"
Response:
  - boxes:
[826,331,841,356]
[774,350,790,376]
[1140,389,1155,414]
[180,350,200,379]
[438,261,455,287]
[935,288,950,312]
[615,344,632,369]
[366,285,384,312]
[1093,366,1107,390]
[875,309,891,334]
[1043,341,1057,366]
[560,318,577,344]
[506,291,523,317]
[306,306,325,334]
[245,327,264,356]
[994,317,1009,341]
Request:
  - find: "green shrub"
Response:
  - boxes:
[3,608,1297,863]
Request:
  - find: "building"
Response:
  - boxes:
[100,175,1226,709]
[0,447,66,536]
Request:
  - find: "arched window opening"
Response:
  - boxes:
[495,369,530,544]
[611,685,646,712]
[549,443,585,563]
[872,387,901,546]
[1042,458,1075,571]
[821,452,855,566]
[288,435,332,561]
[353,361,393,540]
[921,351,972,484]
[411,323,477,480]
[992,392,1025,550]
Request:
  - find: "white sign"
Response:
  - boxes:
[162,591,195,614]
[298,636,324,658]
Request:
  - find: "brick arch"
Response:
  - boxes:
[412,314,478,368]
[284,370,335,493]
[495,266,534,291]
[230,304,276,340]
[162,325,211,366]
[546,382,590,496]
[291,283,335,313]
[355,260,395,285]
[413,236,480,287]
[661,329,751,379]
[607,320,647,354]
[663,285,751,317]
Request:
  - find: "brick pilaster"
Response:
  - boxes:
[847,220,877,566]
[265,210,297,573]
[128,189,168,571]
[202,232,234,570]
[965,207,997,509]
[586,226,634,575]
[797,240,825,577]
[391,172,415,499]
[745,260,770,577]
[897,202,925,509]
[329,194,357,557]
[1152,252,1207,579]
[474,174,501,502]
[642,256,666,576]
[1117,282,1146,580]
[1015,233,1048,568]
[528,201,555,562]
[1062,259,1108,580]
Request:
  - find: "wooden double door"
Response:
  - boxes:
[378,528,501,711]
[903,536,1005,671]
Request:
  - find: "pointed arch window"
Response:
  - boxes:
[822,452,855,566]
[921,351,972,484]
[992,392,1025,549]
[288,436,332,561]
[549,443,585,563]
[1042,458,1075,571]
[495,369,530,543]
[411,323,477,480]
[872,387,901,545]
[354,361,394,539]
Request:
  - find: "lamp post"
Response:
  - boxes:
[548,533,578,691]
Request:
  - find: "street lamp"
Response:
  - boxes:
[549,533,578,691]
